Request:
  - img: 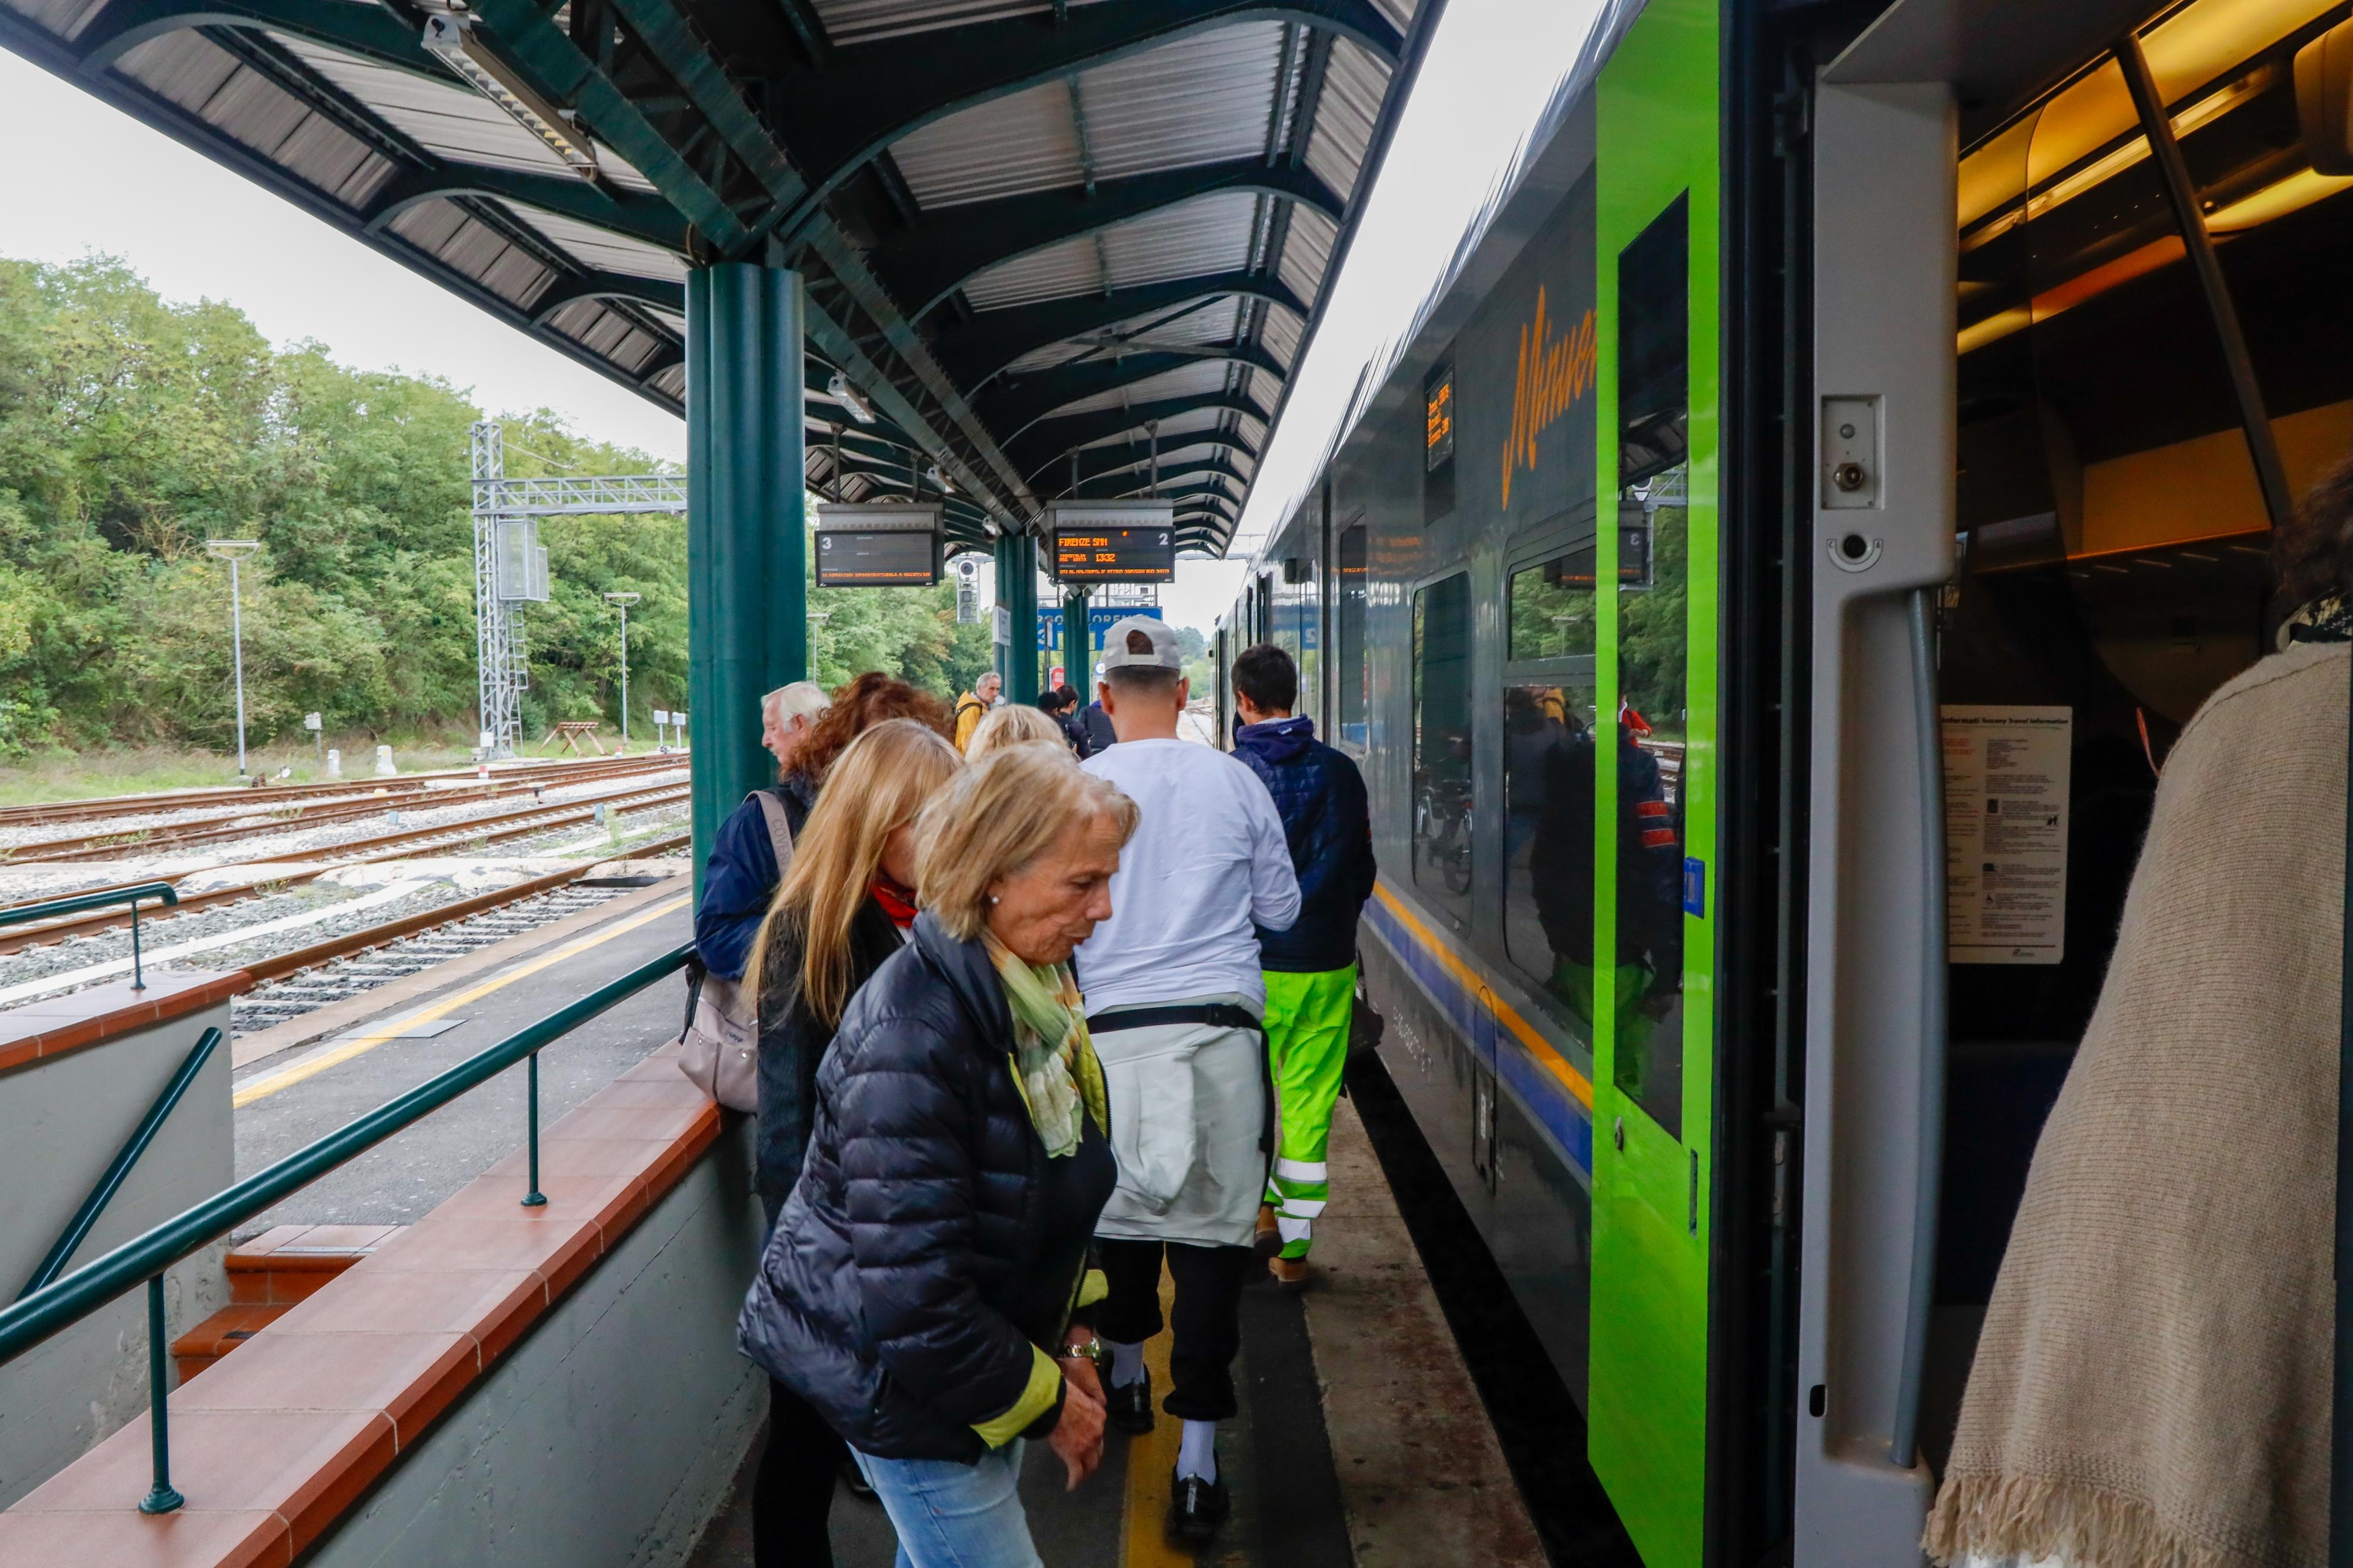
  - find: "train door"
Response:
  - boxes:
[1795,1,2353,1562]
[1586,0,1721,1561]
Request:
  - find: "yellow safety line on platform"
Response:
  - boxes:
[1121,1265,1193,1567]
[232,893,688,1107]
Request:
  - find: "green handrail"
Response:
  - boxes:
[0,881,179,988]
[0,940,692,1510]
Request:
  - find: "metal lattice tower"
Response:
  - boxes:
[470,421,688,758]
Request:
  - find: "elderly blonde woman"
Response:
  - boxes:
[965,702,1066,757]
[739,743,1138,1568]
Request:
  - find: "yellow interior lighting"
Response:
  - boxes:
[1957,0,2335,238]
[2207,166,2353,230]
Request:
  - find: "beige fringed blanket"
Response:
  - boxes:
[1925,641,2348,1568]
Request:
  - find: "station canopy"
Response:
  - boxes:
[0,0,1433,555]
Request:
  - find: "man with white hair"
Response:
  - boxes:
[694,679,830,981]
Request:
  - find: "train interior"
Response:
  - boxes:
[1919,0,2353,1464]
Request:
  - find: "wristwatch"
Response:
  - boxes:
[1057,1333,1104,1367]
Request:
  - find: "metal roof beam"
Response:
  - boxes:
[1069,458,1249,500]
[528,271,686,326]
[874,160,1340,320]
[760,0,1402,230]
[929,271,1305,387]
[1004,392,1265,479]
[1058,433,1259,491]
[72,0,421,73]
[983,347,1283,439]
[362,166,688,250]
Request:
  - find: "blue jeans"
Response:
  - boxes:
[852,1441,1042,1568]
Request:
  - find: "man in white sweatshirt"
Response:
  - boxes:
[1076,616,1299,1544]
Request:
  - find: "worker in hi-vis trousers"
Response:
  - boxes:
[1228,642,1379,1288]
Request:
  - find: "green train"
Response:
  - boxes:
[1212,0,2353,1560]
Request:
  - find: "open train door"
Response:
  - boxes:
[1789,9,1959,1566]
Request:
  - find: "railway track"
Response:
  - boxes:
[0,782,692,955]
[0,750,686,829]
[228,833,689,1032]
[2,754,686,863]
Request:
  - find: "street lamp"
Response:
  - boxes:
[205,540,261,778]
[603,591,640,749]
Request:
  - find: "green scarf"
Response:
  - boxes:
[984,939,1105,1159]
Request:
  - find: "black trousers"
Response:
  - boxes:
[754,1378,846,1568]
[1095,1237,1256,1422]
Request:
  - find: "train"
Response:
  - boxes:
[1209,0,2353,1561]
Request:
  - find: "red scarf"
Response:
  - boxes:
[871,875,919,930]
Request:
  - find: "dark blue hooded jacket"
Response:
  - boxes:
[1232,716,1377,973]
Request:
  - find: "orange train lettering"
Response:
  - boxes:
[1500,289,1597,507]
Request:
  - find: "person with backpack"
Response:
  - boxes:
[953,669,1001,753]
[1228,643,1378,1288]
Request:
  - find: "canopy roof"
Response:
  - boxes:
[1,0,1437,553]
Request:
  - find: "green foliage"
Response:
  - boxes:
[1617,508,1688,739]
[0,254,993,756]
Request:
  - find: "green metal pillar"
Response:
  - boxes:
[1059,589,1088,695]
[995,531,1041,705]
[686,262,804,900]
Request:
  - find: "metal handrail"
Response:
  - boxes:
[0,942,692,1512]
[0,881,179,988]
[19,1027,226,1302]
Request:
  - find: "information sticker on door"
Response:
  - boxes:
[1941,705,2071,965]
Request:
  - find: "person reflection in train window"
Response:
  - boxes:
[1925,456,2353,1568]
[1521,702,1681,1061]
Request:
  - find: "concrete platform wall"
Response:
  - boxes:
[0,980,236,1507]
[305,1116,768,1568]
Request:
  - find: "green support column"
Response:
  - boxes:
[995,531,1041,705]
[1059,589,1088,694]
[686,262,804,901]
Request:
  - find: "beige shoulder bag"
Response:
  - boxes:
[678,792,794,1111]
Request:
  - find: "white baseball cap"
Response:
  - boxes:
[1098,616,1181,670]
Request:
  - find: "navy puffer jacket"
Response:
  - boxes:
[738,911,1116,1460]
[1233,716,1378,972]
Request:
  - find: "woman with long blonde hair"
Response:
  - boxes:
[742,716,961,1568]
[965,702,1066,756]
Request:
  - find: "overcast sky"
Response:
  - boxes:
[0,0,1610,637]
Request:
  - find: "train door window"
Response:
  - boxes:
[1503,541,1601,1035]
[1412,571,1475,920]
[1612,194,1689,1139]
[1337,522,1368,749]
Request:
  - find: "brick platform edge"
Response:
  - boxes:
[0,970,245,1075]
[0,1045,722,1567]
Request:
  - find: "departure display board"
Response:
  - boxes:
[1046,501,1176,583]
[814,503,941,587]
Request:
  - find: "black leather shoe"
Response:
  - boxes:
[1167,1469,1231,1544]
[1107,1369,1155,1435]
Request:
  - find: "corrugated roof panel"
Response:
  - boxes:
[0,0,110,41]
[646,306,686,335]
[1005,341,1092,376]
[1259,301,1304,369]
[386,197,555,308]
[1074,22,1282,181]
[1072,405,1225,451]
[275,34,579,181]
[807,0,1111,46]
[1055,358,1230,416]
[1238,412,1268,447]
[1304,38,1388,206]
[891,78,1081,209]
[1276,202,1336,305]
[507,205,687,281]
[113,31,395,209]
[1099,189,1257,290]
[1371,0,1418,33]
[645,362,686,403]
[960,232,1100,311]
[545,298,662,373]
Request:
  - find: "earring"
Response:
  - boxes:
[988,895,1000,905]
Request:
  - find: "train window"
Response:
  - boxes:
[1412,572,1475,920]
[1613,194,1690,1139]
[1509,547,1599,660]
[1503,681,1602,1034]
[1337,523,1368,749]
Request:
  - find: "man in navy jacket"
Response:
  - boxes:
[1228,643,1377,1287]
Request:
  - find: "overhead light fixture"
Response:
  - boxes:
[827,371,878,425]
[925,463,953,494]
[422,15,598,181]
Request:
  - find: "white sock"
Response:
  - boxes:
[1176,1420,1218,1483]
[1106,1339,1145,1387]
